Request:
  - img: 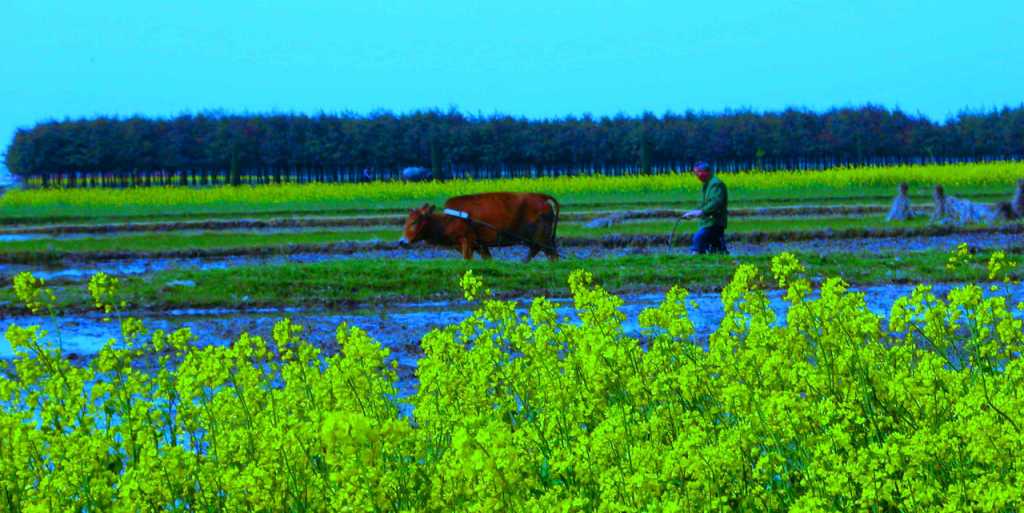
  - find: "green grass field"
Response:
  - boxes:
[2,249,1013,315]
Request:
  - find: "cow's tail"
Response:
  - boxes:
[543,194,560,253]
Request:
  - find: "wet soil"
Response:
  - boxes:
[0,204,903,238]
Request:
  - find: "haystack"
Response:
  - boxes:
[931,185,999,225]
[885,183,916,221]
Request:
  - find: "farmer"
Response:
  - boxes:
[681,161,729,254]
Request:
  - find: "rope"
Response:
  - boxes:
[668,218,688,249]
[443,209,696,258]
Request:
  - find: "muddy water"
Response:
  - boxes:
[0,226,387,242]
[4,231,1021,281]
[5,284,1023,395]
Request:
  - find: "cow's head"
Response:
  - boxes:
[399,203,435,247]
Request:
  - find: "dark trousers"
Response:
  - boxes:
[692,225,728,254]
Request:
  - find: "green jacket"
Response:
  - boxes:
[698,174,728,229]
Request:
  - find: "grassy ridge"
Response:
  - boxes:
[2,250,1007,314]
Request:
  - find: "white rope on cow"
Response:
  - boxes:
[443,208,470,219]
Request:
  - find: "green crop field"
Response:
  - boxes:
[2,162,1021,223]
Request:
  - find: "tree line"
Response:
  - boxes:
[5,105,1024,187]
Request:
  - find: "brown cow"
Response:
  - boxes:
[399,192,560,261]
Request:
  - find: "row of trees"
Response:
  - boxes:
[5,105,1024,187]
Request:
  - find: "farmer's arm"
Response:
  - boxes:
[681,188,709,219]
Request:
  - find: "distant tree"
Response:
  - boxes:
[229,151,241,186]
[7,105,1024,187]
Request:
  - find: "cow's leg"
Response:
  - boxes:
[543,244,559,261]
[478,246,493,260]
[459,238,475,260]
[524,245,540,263]
[534,217,559,261]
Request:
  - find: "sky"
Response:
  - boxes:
[2,0,1023,184]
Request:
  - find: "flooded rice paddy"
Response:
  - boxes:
[5,283,1023,395]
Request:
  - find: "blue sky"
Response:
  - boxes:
[2,0,1022,182]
